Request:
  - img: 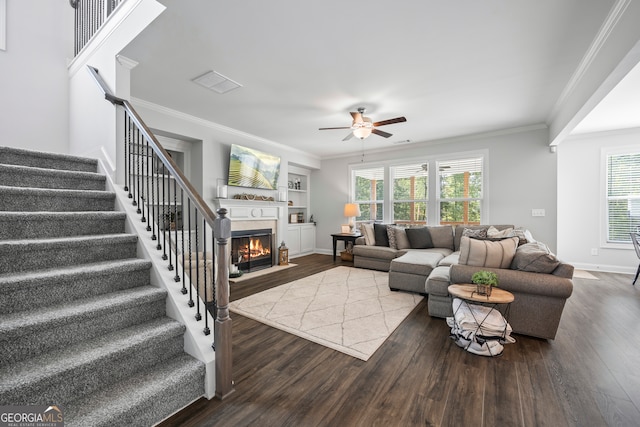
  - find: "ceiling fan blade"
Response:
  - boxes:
[372,128,392,138]
[342,132,355,141]
[319,126,351,130]
[373,116,407,127]
[350,112,363,123]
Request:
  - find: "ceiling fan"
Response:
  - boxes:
[319,107,407,141]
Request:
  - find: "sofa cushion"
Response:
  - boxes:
[438,252,460,266]
[511,241,560,273]
[374,223,389,247]
[405,227,433,249]
[426,266,451,296]
[459,236,518,269]
[428,226,455,251]
[360,223,375,246]
[352,244,399,261]
[390,251,444,276]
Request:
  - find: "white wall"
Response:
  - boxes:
[68,0,165,174]
[312,126,559,254]
[0,0,73,153]
[559,128,640,273]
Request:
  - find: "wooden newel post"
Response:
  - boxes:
[214,208,234,399]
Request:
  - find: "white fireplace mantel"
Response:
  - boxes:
[212,198,287,221]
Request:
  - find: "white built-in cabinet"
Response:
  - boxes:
[286,165,315,257]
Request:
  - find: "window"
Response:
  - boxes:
[606,151,640,243]
[391,163,428,225]
[438,157,483,225]
[353,167,384,222]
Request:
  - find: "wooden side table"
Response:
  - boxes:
[447,284,515,356]
[331,233,360,261]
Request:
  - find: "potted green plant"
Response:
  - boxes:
[471,270,499,296]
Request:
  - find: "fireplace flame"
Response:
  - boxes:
[239,237,271,261]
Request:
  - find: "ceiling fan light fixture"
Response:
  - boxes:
[353,127,372,139]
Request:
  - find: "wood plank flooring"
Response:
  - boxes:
[159,254,640,427]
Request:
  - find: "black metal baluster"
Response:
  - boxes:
[180,189,187,294]
[135,129,141,214]
[203,218,210,335]
[140,137,147,224]
[187,199,194,308]
[161,171,168,260]
[123,111,128,193]
[144,139,150,229]
[167,174,174,271]
[150,152,157,240]
[173,178,180,281]
[155,152,161,249]
[194,210,201,321]
[127,115,133,199]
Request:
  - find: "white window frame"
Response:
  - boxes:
[601,146,640,248]
[389,162,429,225]
[0,0,6,51]
[349,150,488,225]
[350,165,386,223]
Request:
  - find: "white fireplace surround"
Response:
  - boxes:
[212,199,287,243]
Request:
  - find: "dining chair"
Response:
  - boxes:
[631,233,640,285]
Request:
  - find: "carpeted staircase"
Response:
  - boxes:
[0,146,205,426]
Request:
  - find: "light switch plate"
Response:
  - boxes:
[532,209,546,217]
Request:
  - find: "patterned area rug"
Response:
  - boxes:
[229,266,423,361]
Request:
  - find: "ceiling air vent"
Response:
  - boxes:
[192,70,242,94]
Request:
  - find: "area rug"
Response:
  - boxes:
[229,266,423,361]
[229,263,297,283]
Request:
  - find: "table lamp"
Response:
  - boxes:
[343,203,361,233]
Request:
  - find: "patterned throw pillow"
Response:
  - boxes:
[510,242,560,273]
[387,226,398,249]
[462,227,488,239]
[459,236,519,269]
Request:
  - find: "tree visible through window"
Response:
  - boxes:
[353,167,384,222]
[607,151,640,243]
[439,157,483,225]
[392,163,428,225]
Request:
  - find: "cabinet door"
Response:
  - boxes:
[300,225,315,253]
[287,227,301,255]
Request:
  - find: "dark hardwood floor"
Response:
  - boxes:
[159,254,640,427]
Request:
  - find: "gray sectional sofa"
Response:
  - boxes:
[353,224,574,340]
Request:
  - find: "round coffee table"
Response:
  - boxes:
[447,284,515,356]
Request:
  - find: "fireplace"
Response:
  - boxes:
[231,229,274,272]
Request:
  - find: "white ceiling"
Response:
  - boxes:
[121,0,635,159]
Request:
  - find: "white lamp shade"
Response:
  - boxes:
[343,203,361,217]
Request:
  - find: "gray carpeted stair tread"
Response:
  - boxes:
[64,353,205,427]
[0,259,152,314]
[0,317,186,405]
[0,185,115,212]
[0,233,138,273]
[0,163,106,190]
[0,146,98,173]
[0,211,126,239]
[0,286,168,366]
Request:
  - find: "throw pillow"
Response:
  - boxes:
[458,236,519,269]
[360,223,375,246]
[510,242,560,273]
[487,226,514,238]
[374,223,389,247]
[387,226,398,249]
[394,227,411,250]
[405,227,434,249]
[428,226,455,251]
[463,227,488,239]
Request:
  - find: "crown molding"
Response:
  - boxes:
[547,0,632,123]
